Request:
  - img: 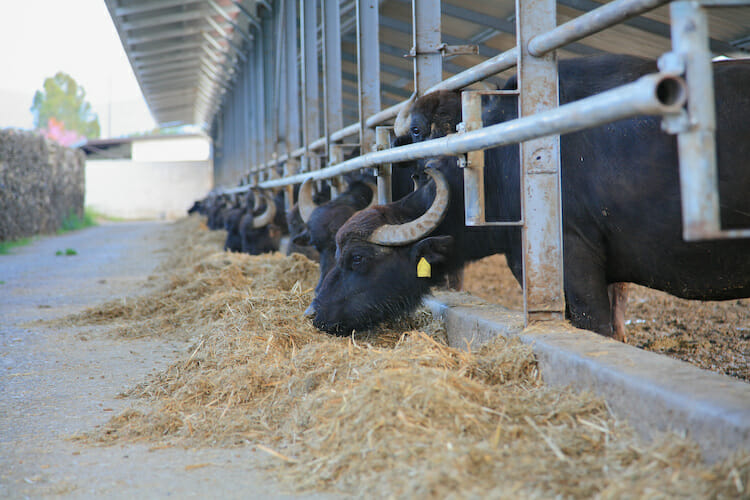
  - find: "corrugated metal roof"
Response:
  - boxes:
[106,0,750,130]
[105,0,257,128]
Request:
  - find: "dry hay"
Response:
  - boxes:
[463,254,750,382]
[70,216,749,498]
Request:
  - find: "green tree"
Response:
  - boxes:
[31,72,100,139]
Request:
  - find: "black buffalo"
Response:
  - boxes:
[294,174,378,297]
[239,190,286,255]
[310,54,750,337]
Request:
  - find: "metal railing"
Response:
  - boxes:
[210,0,750,327]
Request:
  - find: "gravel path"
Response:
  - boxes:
[0,222,332,499]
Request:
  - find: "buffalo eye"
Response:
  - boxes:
[411,126,421,138]
[350,253,366,271]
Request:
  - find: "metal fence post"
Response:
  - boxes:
[323,0,343,165]
[669,1,720,240]
[356,0,381,154]
[301,0,320,172]
[284,0,301,203]
[262,5,276,181]
[411,0,442,95]
[516,0,566,323]
[375,126,393,204]
[460,91,485,225]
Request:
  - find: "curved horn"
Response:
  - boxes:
[251,188,262,211]
[393,92,418,137]
[298,177,320,223]
[368,167,450,246]
[252,191,277,228]
[363,181,379,210]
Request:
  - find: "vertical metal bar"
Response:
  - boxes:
[670,1,720,240]
[411,0,442,95]
[262,7,276,180]
[284,0,301,195]
[323,0,343,164]
[301,0,320,172]
[254,29,266,182]
[329,146,345,197]
[375,126,393,204]
[516,0,565,323]
[273,1,286,184]
[247,50,260,184]
[461,91,485,225]
[356,0,381,154]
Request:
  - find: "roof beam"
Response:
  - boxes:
[121,8,208,31]
[131,40,202,59]
[127,25,204,45]
[135,51,199,69]
[115,0,203,17]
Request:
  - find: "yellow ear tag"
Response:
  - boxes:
[417,257,432,278]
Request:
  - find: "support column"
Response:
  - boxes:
[516,0,566,323]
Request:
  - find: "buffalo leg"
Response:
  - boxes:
[563,240,613,336]
[445,268,464,291]
[608,283,629,342]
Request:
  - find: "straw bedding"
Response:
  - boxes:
[67,215,749,498]
[463,254,750,382]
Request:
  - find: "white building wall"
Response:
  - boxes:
[85,137,213,220]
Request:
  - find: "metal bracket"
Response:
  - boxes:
[405,43,479,58]
[658,51,686,76]
[661,109,690,135]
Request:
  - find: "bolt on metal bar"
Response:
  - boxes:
[517,0,565,322]
[527,0,672,57]
[356,0,381,154]
[219,71,686,193]
[412,0,443,95]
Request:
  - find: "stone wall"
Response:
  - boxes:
[0,129,85,242]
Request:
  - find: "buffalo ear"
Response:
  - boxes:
[293,230,311,246]
[411,235,454,265]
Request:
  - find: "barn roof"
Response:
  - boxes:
[105,0,750,130]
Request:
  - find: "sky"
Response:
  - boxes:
[0,0,156,138]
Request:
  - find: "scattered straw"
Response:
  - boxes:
[67,215,749,498]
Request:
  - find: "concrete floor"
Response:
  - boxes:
[0,222,333,499]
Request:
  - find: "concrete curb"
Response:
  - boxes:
[425,291,750,463]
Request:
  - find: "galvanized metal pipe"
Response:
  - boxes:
[412,0,443,95]
[517,0,565,321]
[283,0,301,185]
[323,0,344,162]
[671,1,721,240]
[301,0,320,171]
[527,0,672,57]
[356,0,382,154]
[251,46,520,173]
[219,71,686,193]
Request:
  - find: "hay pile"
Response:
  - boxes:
[70,216,749,498]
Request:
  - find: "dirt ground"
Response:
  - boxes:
[463,254,750,382]
[0,222,335,499]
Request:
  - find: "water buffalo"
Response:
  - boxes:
[239,189,286,255]
[294,174,378,296]
[310,54,750,338]
[392,83,634,339]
